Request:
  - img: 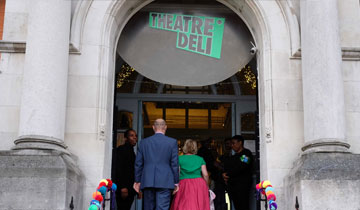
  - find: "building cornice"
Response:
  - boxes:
[291,47,360,61]
[1,41,359,60]
[0,41,81,54]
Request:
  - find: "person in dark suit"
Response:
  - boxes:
[197,138,217,177]
[214,138,233,210]
[112,129,138,210]
[223,135,253,210]
[133,119,179,210]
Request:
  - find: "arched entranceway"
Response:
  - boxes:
[113,62,259,210]
[112,1,259,209]
[70,0,298,208]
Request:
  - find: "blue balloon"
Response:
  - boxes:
[111,183,117,191]
[90,200,99,205]
[97,186,107,197]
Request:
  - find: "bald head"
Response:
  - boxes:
[153,119,167,134]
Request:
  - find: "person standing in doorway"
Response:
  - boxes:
[112,129,138,210]
[214,138,233,210]
[133,119,179,210]
[223,135,253,210]
[171,139,210,210]
[197,138,217,178]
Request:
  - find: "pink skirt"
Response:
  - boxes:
[171,178,210,210]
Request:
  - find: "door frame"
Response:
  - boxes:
[114,93,258,210]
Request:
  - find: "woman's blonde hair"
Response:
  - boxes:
[182,139,198,154]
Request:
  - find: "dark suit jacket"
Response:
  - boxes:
[224,148,253,189]
[134,133,179,189]
[112,142,136,193]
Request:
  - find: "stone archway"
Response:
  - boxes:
[70,0,299,207]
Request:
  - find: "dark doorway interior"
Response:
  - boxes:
[111,57,260,210]
[143,101,232,156]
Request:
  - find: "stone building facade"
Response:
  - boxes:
[0,0,359,209]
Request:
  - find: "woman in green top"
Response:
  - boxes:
[171,139,210,210]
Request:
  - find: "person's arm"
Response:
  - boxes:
[171,140,179,185]
[116,149,131,198]
[222,156,232,183]
[113,148,128,185]
[173,166,181,195]
[118,150,132,188]
[133,143,144,193]
[201,164,209,185]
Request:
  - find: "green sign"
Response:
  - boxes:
[149,12,225,59]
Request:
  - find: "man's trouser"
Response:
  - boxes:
[143,188,171,210]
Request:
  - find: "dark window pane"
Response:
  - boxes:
[189,109,208,129]
[140,77,159,93]
[241,112,256,132]
[215,78,235,95]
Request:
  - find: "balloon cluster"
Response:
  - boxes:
[88,179,117,210]
[256,180,277,210]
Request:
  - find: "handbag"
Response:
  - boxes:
[209,189,216,210]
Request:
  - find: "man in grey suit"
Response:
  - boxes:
[133,119,179,210]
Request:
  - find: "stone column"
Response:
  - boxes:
[300,0,349,153]
[286,2,360,210]
[0,2,84,210]
[14,0,71,153]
